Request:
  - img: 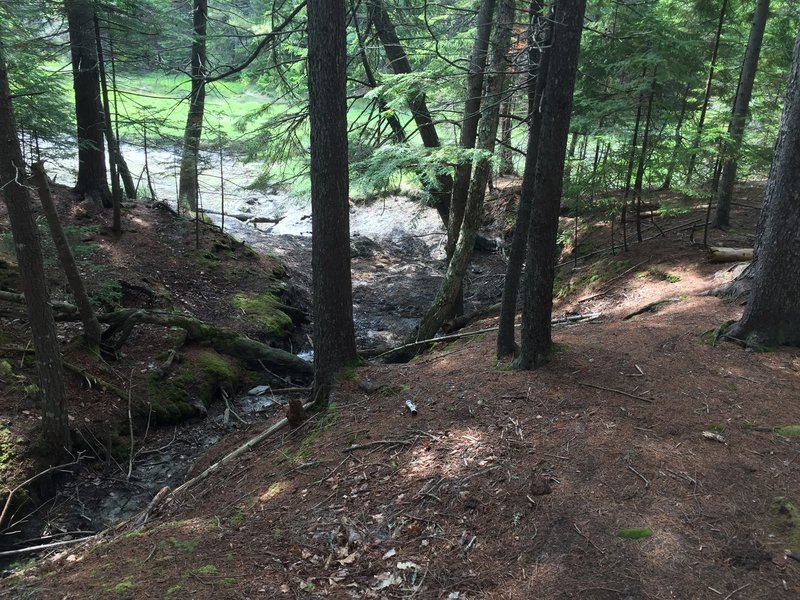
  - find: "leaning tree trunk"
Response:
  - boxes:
[714,0,770,228]
[497,0,548,358]
[367,0,452,224]
[65,0,111,208]
[31,162,103,350]
[178,0,208,212]
[515,0,586,370]
[727,28,800,347]
[308,0,358,404]
[408,0,515,350]
[94,11,136,203]
[0,52,71,459]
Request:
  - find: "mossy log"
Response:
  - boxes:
[98,309,312,377]
[0,291,312,378]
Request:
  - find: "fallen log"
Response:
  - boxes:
[0,292,312,378]
[706,246,753,263]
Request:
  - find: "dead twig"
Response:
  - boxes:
[1,457,81,530]
[344,439,414,452]
[627,464,650,488]
[0,536,96,558]
[573,523,605,554]
[723,583,751,600]
[577,382,653,404]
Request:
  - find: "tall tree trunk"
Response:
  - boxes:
[65,0,111,208]
[499,98,515,175]
[621,70,646,251]
[0,52,71,459]
[367,0,451,223]
[515,0,587,370]
[411,0,515,347]
[308,0,357,404]
[497,0,549,358]
[178,0,208,212]
[94,14,135,203]
[31,162,103,350]
[106,29,136,199]
[714,0,770,228]
[662,83,690,190]
[93,12,121,234]
[445,0,497,320]
[633,70,657,243]
[686,0,728,184]
[448,0,496,260]
[727,28,800,347]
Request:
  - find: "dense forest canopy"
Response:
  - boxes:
[2,0,797,198]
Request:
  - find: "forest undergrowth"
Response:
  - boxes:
[1,181,799,599]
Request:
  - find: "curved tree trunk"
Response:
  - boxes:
[308,0,358,403]
[367,0,452,224]
[727,28,800,347]
[497,1,549,358]
[65,0,111,208]
[515,0,587,370]
[410,0,515,349]
[714,0,770,228]
[178,0,207,212]
[0,54,71,459]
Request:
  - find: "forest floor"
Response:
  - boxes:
[1,181,800,599]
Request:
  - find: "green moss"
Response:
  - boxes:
[141,350,239,425]
[221,577,237,586]
[164,584,183,598]
[231,291,292,337]
[197,564,218,574]
[768,497,800,550]
[169,537,200,552]
[776,425,800,437]
[617,527,653,539]
[112,576,135,594]
[0,426,13,473]
[707,423,725,433]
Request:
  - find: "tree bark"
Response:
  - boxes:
[727,28,800,347]
[445,0,497,318]
[65,0,111,208]
[367,0,452,223]
[0,52,71,458]
[178,0,207,212]
[30,162,103,349]
[515,0,587,369]
[448,0,497,260]
[714,0,770,228]
[308,0,358,403]
[497,1,549,357]
[410,0,515,349]
[633,70,657,243]
[93,11,122,233]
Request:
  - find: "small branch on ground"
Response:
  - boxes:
[577,382,654,404]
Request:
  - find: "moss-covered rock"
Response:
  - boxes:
[231,291,293,337]
[141,349,239,425]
